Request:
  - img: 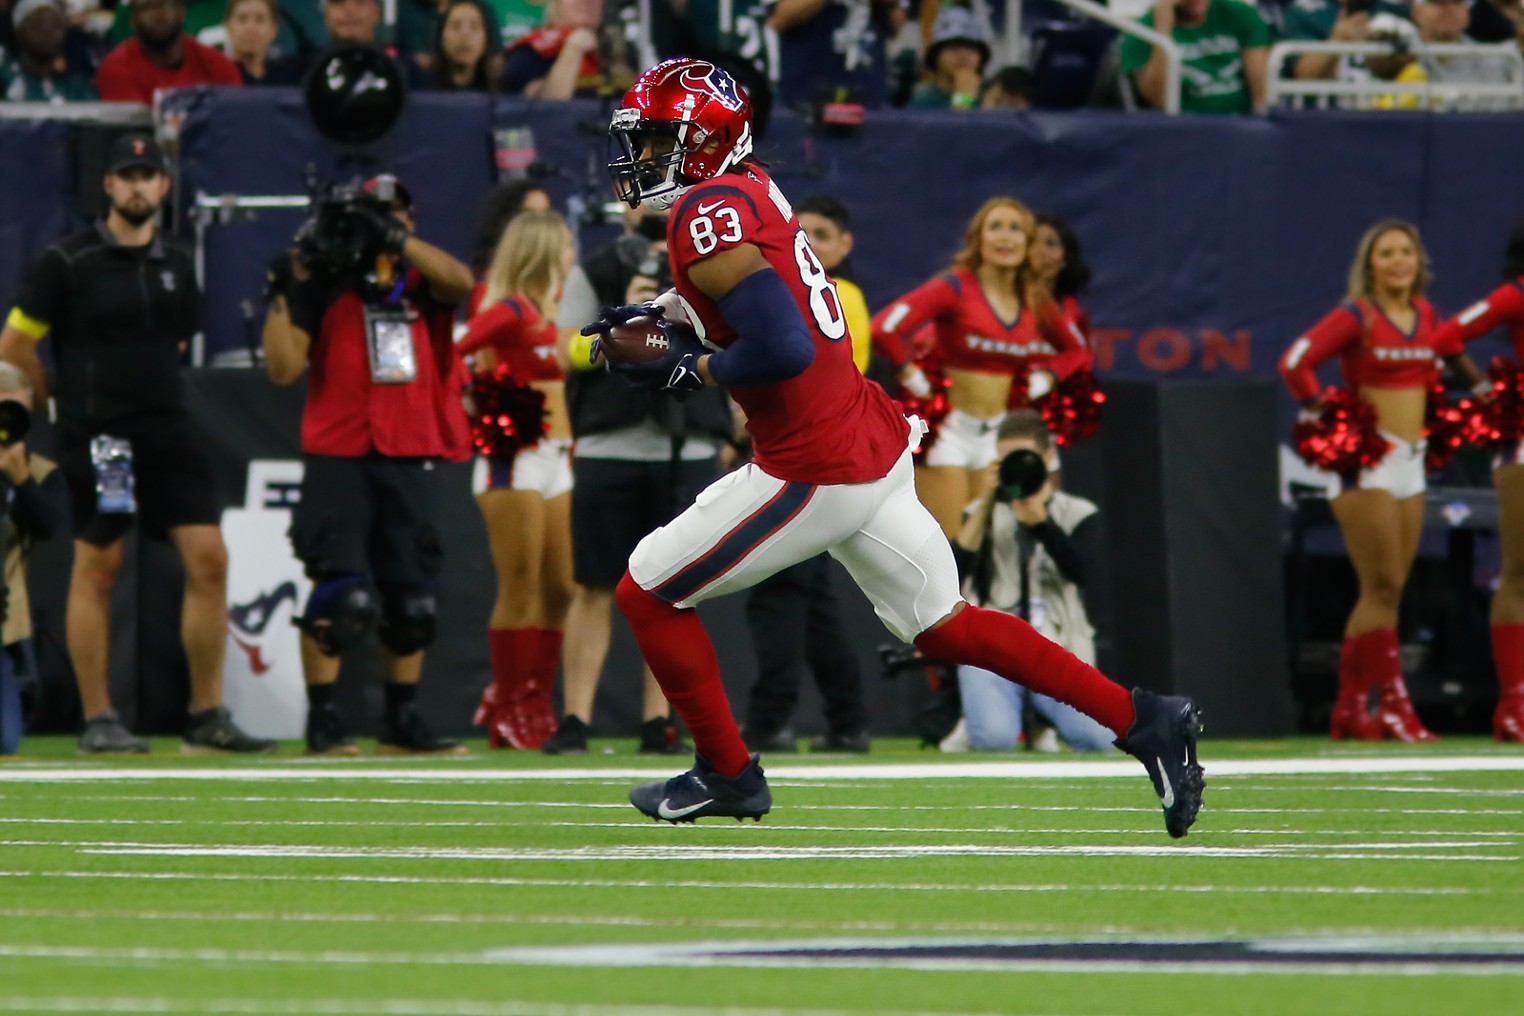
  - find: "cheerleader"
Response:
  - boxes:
[461,211,576,749]
[1280,220,1468,741]
[1430,218,1524,741]
[1030,213,1092,342]
[872,197,1091,536]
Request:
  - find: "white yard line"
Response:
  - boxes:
[1,868,1501,895]
[4,756,1524,783]
[0,996,1006,1016]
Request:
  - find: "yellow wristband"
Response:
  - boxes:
[567,331,600,370]
[5,307,48,340]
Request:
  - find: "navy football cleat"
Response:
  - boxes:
[1116,687,1205,839]
[630,751,772,823]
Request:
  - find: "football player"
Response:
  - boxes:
[583,58,1205,837]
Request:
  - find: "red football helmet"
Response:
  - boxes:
[608,58,753,211]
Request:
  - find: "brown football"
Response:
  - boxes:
[600,316,672,365]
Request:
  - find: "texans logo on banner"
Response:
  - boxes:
[222,460,310,739]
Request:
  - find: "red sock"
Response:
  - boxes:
[615,572,750,775]
[913,605,1135,736]
[1338,629,1383,702]
[533,628,563,689]
[488,628,538,697]
[1492,623,1524,698]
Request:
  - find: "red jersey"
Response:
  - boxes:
[96,36,242,105]
[459,295,562,382]
[297,269,471,461]
[668,166,909,484]
[1061,295,1091,343]
[870,267,1092,379]
[1279,298,1458,403]
[1432,278,1524,356]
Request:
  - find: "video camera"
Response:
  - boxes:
[289,172,400,286]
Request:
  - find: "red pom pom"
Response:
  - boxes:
[1292,388,1391,474]
[1423,383,1476,473]
[468,363,548,460]
[895,364,953,458]
[1034,371,1105,447]
[1481,357,1524,447]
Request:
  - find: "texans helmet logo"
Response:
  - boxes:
[679,64,743,111]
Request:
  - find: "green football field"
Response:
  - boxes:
[2,736,1522,1015]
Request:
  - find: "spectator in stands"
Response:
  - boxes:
[400,0,502,71]
[429,0,500,90]
[1398,0,1517,110]
[1030,213,1092,342]
[979,65,1034,109]
[223,0,298,84]
[96,0,242,103]
[460,210,576,750]
[1281,0,1411,87]
[501,0,602,98]
[768,0,902,110]
[941,411,1116,753]
[871,197,1092,537]
[1121,0,1270,114]
[317,0,430,88]
[1277,219,1475,742]
[544,205,728,756]
[650,0,777,136]
[2,0,97,101]
[739,194,872,755]
[0,134,273,755]
[907,4,991,109]
[262,173,476,756]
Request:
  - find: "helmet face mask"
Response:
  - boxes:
[606,58,753,212]
[609,119,690,211]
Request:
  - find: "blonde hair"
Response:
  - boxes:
[481,210,570,311]
[951,196,1045,312]
[1345,218,1431,304]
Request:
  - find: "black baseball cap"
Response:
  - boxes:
[107,133,168,176]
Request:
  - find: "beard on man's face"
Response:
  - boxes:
[112,195,159,226]
[138,14,185,52]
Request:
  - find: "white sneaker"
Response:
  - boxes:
[939,718,971,753]
[1031,727,1061,754]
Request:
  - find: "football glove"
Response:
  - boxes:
[580,301,665,363]
[608,321,707,397]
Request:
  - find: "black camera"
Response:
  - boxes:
[997,447,1048,501]
[291,176,395,285]
[0,400,30,448]
[613,226,673,293]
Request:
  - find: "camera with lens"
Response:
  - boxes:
[997,447,1049,501]
[0,400,29,449]
[290,175,397,286]
[612,215,673,292]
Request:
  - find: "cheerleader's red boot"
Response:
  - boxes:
[1330,630,1381,741]
[1490,624,1524,742]
[1375,675,1439,743]
[474,628,544,749]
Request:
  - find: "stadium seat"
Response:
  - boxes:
[1028,21,1120,110]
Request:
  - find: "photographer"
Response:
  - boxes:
[942,411,1115,753]
[542,204,733,755]
[262,173,476,756]
[0,365,66,754]
[0,133,273,755]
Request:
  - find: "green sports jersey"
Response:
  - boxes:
[1119,0,1271,115]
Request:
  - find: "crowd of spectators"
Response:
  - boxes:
[2,0,1518,113]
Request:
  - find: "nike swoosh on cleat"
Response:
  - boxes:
[1155,757,1175,809]
[657,797,714,820]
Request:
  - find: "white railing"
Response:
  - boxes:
[1267,40,1524,111]
[1006,0,1183,114]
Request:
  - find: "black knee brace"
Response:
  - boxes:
[295,574,379,656]
[378,589,437,655]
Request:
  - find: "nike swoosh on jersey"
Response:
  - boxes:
[696,201,725,215]
[1155,757,1175,809]
[657,797,714,819]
